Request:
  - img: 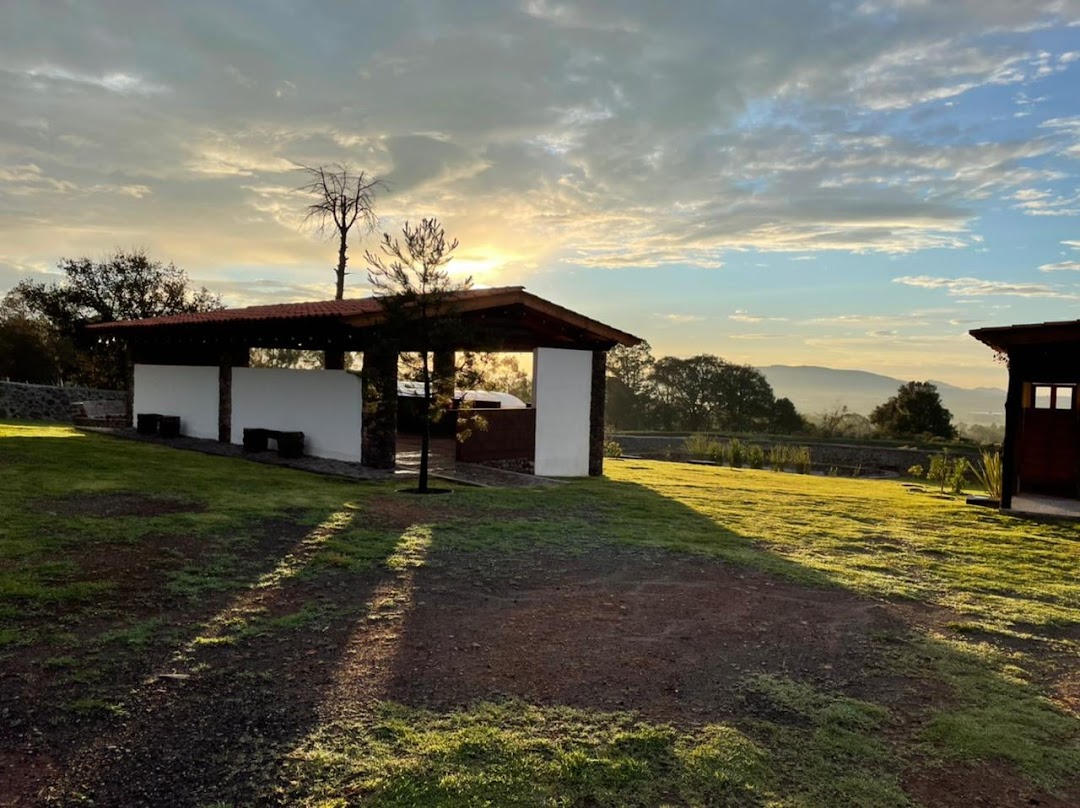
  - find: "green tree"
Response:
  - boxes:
[605,341,654,429]
[768,397,806,434]
[0,296,72,383]
[870,381,956,439]
[645,354,778,432]
[7,250,221,387]
[366,218,470,493]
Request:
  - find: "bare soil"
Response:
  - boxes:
[3,535,1074,807]
[41,491,207,518]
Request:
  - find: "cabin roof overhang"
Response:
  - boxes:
[86,285,643,353]
[970,319,1080,354]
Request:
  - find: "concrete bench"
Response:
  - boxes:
[243,428,305,459]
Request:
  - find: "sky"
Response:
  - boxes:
[2,1,1079,389]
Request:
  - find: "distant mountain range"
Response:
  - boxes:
[757,365,1005,425]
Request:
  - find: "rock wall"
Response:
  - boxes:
[0,381,126,423]
[612,434,980,474]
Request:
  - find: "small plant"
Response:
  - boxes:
[949,457,969,495]
[707,440,726,464]
[927,451,951,494]
[768,444,787,471]
[684,433,714,461]
[827,467,839,477]
[792,446,812,474]
[603,429,623,459]
[971,449,1003,501]
[926,449,969,495]
[747,444,765,469]
[728,438,745,468]
[907,464,925,479]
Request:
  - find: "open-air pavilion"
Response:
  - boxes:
[971,319,1080,513]
[89,286,641,477]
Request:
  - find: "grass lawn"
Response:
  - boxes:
[1,421,1078,806]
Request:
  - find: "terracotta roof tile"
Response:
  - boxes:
[91,286,524,330]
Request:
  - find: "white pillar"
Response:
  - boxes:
[533,348,592,476]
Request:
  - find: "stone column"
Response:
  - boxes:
[361,345,398,468]
[217,348,248,443]
[589,350,607,476]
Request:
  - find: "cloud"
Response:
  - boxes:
[657,313,706,323]
[1038,240,1080,272]
[0,0,1078,290]
[729,310,788,323]
[894,275,1080,299]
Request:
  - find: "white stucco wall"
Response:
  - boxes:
[230,368,363,462]
[533,347,592,476]
[133,364,220,440]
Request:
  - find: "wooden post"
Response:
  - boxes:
[1001,360,1023,510]
[361,345,398,469]
[324,349,346,370]
[589,350,607,476]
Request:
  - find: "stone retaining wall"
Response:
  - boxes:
[613,434,981,474]
[0,381,126,423]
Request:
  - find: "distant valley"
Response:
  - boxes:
[757,365,1005,425]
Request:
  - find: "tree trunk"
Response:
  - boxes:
[335,229,348,301]
[420,350,431,493]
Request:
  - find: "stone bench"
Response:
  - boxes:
[242,428,305,459]
[72,399,128,428]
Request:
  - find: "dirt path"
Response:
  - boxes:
[5,539,1075,807]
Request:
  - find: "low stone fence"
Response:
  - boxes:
[0,381,126,423]
[612,433,981,475]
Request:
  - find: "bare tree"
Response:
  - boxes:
[366,218,471,493]
[296,163,385,301]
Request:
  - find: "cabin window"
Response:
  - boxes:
[1055,386,1074,411]
[1031,384,1075,410]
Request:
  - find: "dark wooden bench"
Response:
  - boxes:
[243,428,305,459]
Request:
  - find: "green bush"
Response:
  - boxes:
[907,464,925,479]
[768,444,787,471]
[747,444,765,469]
[728,438,745,468]
[603,439,623,459]
[708,440,726,464]
[926,450,968,495]
[684,433,712,460]
[792,446,812,474]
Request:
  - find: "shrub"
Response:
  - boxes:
[949,457,968,495]
[926,449,969,495]
[728,438,745,468]
[603,439,623,459]
[707,440,726,465]
[907,464,925,479]
[684,433,714,460]
[768,444,787,471]
[971,449,1003,501]
[747,444,765,469]
[792,446,812,474]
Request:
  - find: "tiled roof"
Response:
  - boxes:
[90,286,525,330]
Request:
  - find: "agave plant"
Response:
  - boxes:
[971,449,1003,501]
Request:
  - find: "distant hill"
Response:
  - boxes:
[757,365,1005,425]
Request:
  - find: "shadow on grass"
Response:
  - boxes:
[2,431,1078,806]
